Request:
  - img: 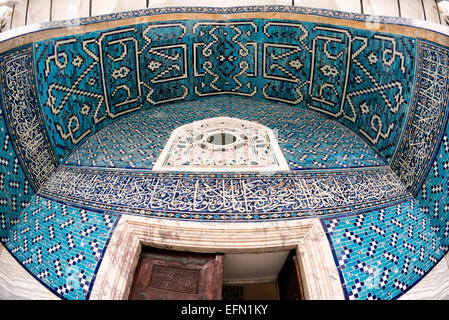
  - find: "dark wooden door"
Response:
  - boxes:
[128,247,224,300]
[277,250,305,300]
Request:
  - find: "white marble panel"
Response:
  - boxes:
[400,252,449,300]
[91,0,146,16]
[52,0,90,21]
[399,0,425,20]
[10,0,27,29]
[0,243,59,300]
[423,0,442,24]
[295,0,361,13]
[27,0,50,24]
[0,4,13,32]
[363,0,399,17]
[439,1,449,24]
[90,215,345,300]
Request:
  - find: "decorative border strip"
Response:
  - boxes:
[390,40,449,195]
[38,165,410,222]
[0,45,58,190]
[1,5,448,46]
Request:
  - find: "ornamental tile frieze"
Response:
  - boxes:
[40,166,409,221]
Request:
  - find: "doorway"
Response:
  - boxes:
[221,250,304,300]
[128,247,304,300]
[128,246,223,300]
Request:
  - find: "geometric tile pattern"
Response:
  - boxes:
[263,22,415,163]
[321,199,445,300]
[0,101,35,238]
[0,195,118,300]
[39,165,408,221]
[34,23,193,163]
[193,21,257,97]
[33,19,415,165]
[65,96,385,170]
[416,130,449,249]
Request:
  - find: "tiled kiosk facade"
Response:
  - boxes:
[0,6,448,300]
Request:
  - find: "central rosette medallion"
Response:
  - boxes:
[153,117,289,172]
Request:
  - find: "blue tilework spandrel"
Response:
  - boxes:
[1,195,118,300]
[0,45,58,191]
[416,131,449,250]
[321,199,444,300]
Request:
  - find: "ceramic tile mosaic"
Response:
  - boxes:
[65,96,385,170]
[1,195,118,300]
[33,18,416,165]
[0,6,447,300]
[391,40,449,194]
[321,199,445,300]
[416,132,449,249]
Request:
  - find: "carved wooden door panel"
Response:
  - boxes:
[128,247,224,300]
[277,250,305,300]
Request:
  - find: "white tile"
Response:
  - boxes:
[10,0,27,29]
[423,0,441,24]
[52,0,90,21]
[363,0,399,17]
[399,0,425,20]
[295,0,361,13]
[91,0,146,16]
[147,0,291,8]
[27,0,51,24]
